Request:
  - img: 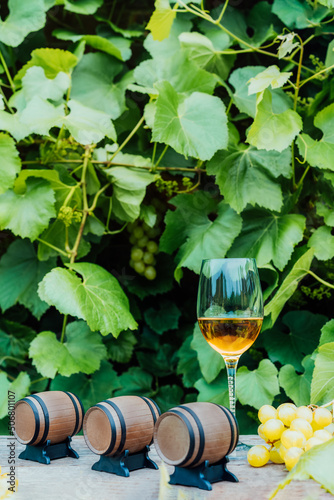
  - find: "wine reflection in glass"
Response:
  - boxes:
[197,258,264,458]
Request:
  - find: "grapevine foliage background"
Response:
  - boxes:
[0,0,334,437]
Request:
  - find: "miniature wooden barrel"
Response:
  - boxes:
[83,395,161,456]
[154,402,239,468]
[14,391,84,446]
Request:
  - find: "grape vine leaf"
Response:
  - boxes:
[176,335,202,389]
[0,111,30,142]
[155,385,183,414]
[248,65,292,94]
[0,133,21,194]
[104,167,156,222]
[279,355,314,406]
[144,300,181,334]
[114,367,153,397]
[82,35,132,62]
[62,0,103,14]
[191,323,224,383]
[146,0,176,42]
[38,220,90,262]
[71,53,130,120]
[207,146,291,213]
[0,0,46,47]
[38,263,138,336]
[29,321,107,378]
[16,48,78,81]
[0,319,36,360]
[325,39,334,67]
[50,361,120,410]
[229,66,293,118]
[0,178,56,241]
[152,81,228,161]
[227,208,305,270]
[0,239,56,319]
[144,17,191,60]
[308,225,334,260]
[195,371,229,407]
[137,344,175,378]
[264,248,314,326]
[277,33,299,59]
[22,66,70,101]
[269,439,334,499]
[272,0,329,29]
[311,341,334,405]
[264,311,327,371]
[316,201,334,227]
[296,103,334,171]
[247,89,302,152]
[106,330,137,364]
[319,319,334,346]
[236,359,280,409]
[0,372,31,419]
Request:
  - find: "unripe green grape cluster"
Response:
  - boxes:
[247,403,334,470]
[128,220,160,280]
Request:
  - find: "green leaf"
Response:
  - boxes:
[152,81,228,161]
[63,0,103,14]
[0,179,56,241]
[264,248,314,325]
[106,330,137,364]
[146,0,176,42]
[104,167,156,222]
[16,48,78,81]
[191,323,224,383]
[236,359,280,410]
[71,53,129,120]
[0,0,46,47]
[272,0,329,29]
[22,66,70,101]
[195,371,229,407]
[318,0,334,6]
[0,239,56,319]
[319,319,334,346]
[207,146,291,213]
[144,17,191,60]
[137,344,175,377]
[0,372,31,419]
[228,208,305,271]
[176,336,202,388]
[134,50,217,97]
[83,35,132,62]
[316,201,334,227]
[29,322,107,378]
[297,104,334,171]
[311,341,334,405]
[269,439,334,499]
[38,219,90,262]
[114,367,153,397]
[229,66,293,118]
[95,17,143,38]
[259,264,279,301]
[0,133,21,194]
[247,89,302,152]
[308,225,334,260]
[140,205,157,228]
[50,360,120,410]
[0,319,36,360]
[277,33,300,59]
[279,355,314,406]
[264,311,327,371]
[325,39,334,67]
[155,385,183,413]
[248,65,292,95]
[176,202,242,275]
[144,300,181,334]
[38,263,137,336]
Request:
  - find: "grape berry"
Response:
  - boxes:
[128,220,159,280]
[247,403,334,471]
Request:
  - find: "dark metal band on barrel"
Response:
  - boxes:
[64,391,80,436]
[213,404,238,455]
[178,406,205,467]
[138,396,158,445]
[73,393,85,431]
[95,403,117,455]
[30,394,50,445]
[169,409,195,466]
[22,397,40,445]
[142,396,161,416]
[103,401,126,455]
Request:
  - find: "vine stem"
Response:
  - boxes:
[0,50,15,92]
[108,115,145,163]
[299,62,334,87]
[307,270,334,290]
[293,34,304,111]
[36,237,70,258]
[60,315,68,343]
[153,145,169,171]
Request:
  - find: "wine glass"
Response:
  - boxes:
[197,258,263,458]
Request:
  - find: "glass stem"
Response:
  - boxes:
[223,356,240,417]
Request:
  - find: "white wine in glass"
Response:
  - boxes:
[197,258,264,458]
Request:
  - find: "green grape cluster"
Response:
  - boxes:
[247,403,334,470]
[58,206,82,227]
[128,220,160,280]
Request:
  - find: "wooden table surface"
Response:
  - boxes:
[0,435,332,500]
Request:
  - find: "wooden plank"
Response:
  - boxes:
[0,435,332,499]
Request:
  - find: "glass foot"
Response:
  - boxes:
[227,440,251,460]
